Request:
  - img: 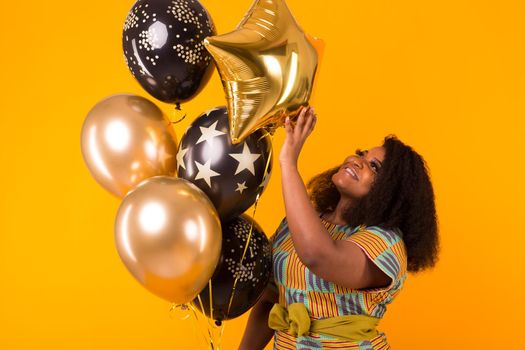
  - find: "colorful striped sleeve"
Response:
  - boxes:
[346,226,407,289]
[267,218,287,294]
[267,237,278,294]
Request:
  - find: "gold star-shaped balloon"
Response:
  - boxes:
[204,0,319,144]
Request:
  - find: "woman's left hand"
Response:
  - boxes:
[279,106,317,167]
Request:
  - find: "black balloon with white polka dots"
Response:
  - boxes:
[193,215,272,321]
[123,0,215,103]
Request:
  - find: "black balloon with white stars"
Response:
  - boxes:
[123,0,216,103]
[193,215,272,321]
[176,107,273,221]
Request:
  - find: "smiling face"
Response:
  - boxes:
[331,146,386,200]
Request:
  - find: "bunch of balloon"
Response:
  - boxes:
[80,0,223,310]
[80,94,223,306]
[176,0,323,329]
[80,0,323,346]
[175,106,273,324]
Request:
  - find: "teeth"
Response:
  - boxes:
[344,167,358,180]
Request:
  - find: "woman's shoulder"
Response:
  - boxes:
[270,216,290,244]
[347,226,408,289]
[359,225,404,244]
[355,225,406,260]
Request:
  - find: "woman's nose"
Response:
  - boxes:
[352,157,363,169]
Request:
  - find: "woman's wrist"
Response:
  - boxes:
[279,160,298,171]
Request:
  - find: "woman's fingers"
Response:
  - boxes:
[302,115,312,137]
[311,115,317,132]
[285,106,317,142]
[310,108,317,131]
[302,108,316,137]
[284,116,293,136]
[299,106,308,119]
[295,107,308,132]
[307,116,316,136]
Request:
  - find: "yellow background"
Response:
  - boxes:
[1,0,524,348]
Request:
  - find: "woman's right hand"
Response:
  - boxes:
[279,106,317,168]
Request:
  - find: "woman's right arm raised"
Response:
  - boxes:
[238,284,278,350]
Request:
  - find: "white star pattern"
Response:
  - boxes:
[196,120,226,146]
[176,147,188,171]
[235,181,248,194]
[194,159,220,188]
[229,143,261,176]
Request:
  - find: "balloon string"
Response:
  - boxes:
[225,141,273,318]
[171,102,187,124]
[188,302,216,350]
[207,273,226,350]
[208,279,214,325]
[197,295,216,349]
[216,322,226,350]
[169,303,209,349]
[225,199,257,318]
[197,293,217,334]
[169,303,190,321]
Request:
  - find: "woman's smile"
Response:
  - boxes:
[343,166,359,181]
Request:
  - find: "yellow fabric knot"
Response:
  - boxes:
[268,303,380,341]
[269,303,311,337]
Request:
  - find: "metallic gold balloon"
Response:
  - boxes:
[115,176,222,304]
[81,94,178,197]
[203,0,319,144]
[305,34,325,107]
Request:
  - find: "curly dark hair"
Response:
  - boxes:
[306,134,439,273]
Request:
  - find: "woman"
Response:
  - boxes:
[239,107,439,349]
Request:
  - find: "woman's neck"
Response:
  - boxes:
[323,197,353,225]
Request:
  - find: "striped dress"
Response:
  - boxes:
[270,216,407,350]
